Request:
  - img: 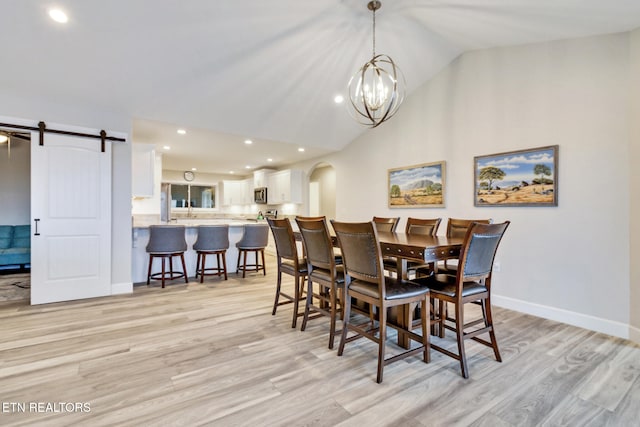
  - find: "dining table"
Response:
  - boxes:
[294,227,464,349]
[376,231,464,348]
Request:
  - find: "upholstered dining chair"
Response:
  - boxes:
[236,224,269,278]
[412,221,510,378]
[331,220,431,383]
[193,225,229,282]
[146,225,189,288]
[296,216,345,349]
[438,218,491,273]
[372,216,400,233]
[267,218,307,328]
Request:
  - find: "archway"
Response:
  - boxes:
[308,163,336,220]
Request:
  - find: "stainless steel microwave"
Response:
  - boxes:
[254,187,268,204]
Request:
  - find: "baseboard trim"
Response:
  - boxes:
[111,282,133,295]
[493,294,630,340]
[630,325,640,344]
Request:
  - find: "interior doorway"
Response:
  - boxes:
[0,129,31,303]
[308,163,336,220]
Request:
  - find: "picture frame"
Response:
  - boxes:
[474,145,558,207]
[388,161,445,208]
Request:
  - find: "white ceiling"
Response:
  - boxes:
[3,1,640,174]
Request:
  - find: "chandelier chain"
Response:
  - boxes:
[372,6,376,57]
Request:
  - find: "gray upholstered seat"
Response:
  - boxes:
[235,224,269,278]
[146,225,188,288]
[193,225,230,282]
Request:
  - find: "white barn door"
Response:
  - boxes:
[30,132,112,304]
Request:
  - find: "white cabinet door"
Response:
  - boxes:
[222,180,245,206]
[31,132,112,304]
[267,169,303,204]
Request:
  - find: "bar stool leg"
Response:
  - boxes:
[180,254,188,283]
[147,254,153,285]
[261,249,266,275]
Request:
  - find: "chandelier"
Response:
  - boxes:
[348,1,405,128]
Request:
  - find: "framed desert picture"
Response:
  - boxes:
[474,145,558,207]
[388,161,445,208]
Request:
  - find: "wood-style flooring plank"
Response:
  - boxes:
[0,255,639,427]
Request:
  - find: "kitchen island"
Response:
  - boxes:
[132,219,267,284]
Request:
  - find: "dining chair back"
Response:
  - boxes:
[267,218,307,328]
[331,220,431,383]
[296,216,345,348]
[413,221,510,378]
[372,216,400,233]
[440,218,492,273]
[405,217,441,236]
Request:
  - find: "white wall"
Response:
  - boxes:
[0,137,30,225]
[630,28,640,342]
[294,32,635,340]
[0,94,132,294]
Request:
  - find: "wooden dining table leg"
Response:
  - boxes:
[395,257,413,349]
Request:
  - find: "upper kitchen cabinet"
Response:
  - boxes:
[132,143,156,197]
[221,179,250,206]
[253,169,275,188]
[267,169,303,204]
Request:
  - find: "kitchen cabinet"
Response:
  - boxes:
[253,169,275,189]
[132,143,156,197]
[222,179,250,206]
[267,169,303,204]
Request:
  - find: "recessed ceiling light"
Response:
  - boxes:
[245,165,252,169]
[334,95,344,104]
[298,148,305,152]
[267,158,273,162]
[229,171,235,174]
[191,167,197,171]
[177,129,186,135]
[163,146,171,150]
[244,139,253,145]
[49,9,68,23]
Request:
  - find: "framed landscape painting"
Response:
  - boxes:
[388,161,445,208]
[474,145,558,207]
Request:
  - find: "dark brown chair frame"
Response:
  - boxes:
[372,216,400,233]
[296,216,344,349]
[267,218,307,328]
[332,220,431,383]
[414,221,510,378]
[236,225,269,278]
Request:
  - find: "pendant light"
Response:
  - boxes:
[348,1,405,128]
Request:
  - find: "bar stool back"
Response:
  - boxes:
[194,225,229,282]
[146,225,189,288]
[236,224,269,278]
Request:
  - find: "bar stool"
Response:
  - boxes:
[146,225,188,288]
[194,225,229,282]
[236,224,269,278]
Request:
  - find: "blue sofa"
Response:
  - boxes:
[0,225,31,268]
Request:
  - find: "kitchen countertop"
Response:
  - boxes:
[132,218,266,229]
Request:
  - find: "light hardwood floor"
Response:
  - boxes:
[0,255,638,426]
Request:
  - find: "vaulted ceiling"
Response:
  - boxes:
[3,1,640,174]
